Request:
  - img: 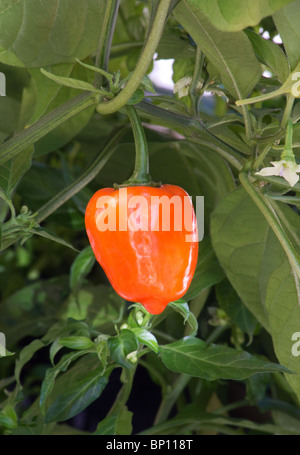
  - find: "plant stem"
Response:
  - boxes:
[190,48,203,95]
[189,47,204,115]
[154,374,190,426]
[236,87,285,106]
[137,100,244,170]
[107,366,137,416]
[281,93,295,129]
[116,106,155,187]
[94,0,120,86]
[213,399,249,415]
[239,171,300,279]
[268,195,300,207]
[241,105,252,142]
[0,92,95,165]
[206,324,229,344]
[282,118,294,159]
[151,329,177,343]
[35,127,127,224]
[96,0,172,115]
[253,144,272,169]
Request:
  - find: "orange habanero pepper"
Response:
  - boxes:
[85,184,198,315]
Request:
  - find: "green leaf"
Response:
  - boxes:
[18,162,65,206]
[140,75,156,94]
[0,0,106,67]
[40,350,92,415]
[22,63,96,155]
[128,328,158,353]
[185,0,294,32]
[27,64,75,124]
[75,58,113,83]
[181,143,235,224]
[142,405,300,435]
[60,284,125,330]
[108,329,139,368]
[95,340,109,373]
[0,407,18,430]
[148,141,235,234]
[272,408,300,434]
[59,151,93,213]
[45,355,111,422]
[159,336,291,380]
[211,188,300,400]
[211,188,271,330]
[42,319,91,344]
[49,338,64,366]
[70,246,95,291]
[126,88,144,105]
[15,339,45,386]
[265,254,300,403]
[273,1,300,70]
[30,227,79,252]
[0,146,33,199]
[174,1,261,98]
[182,238,225,301]
[94,406,133,435]
[245,29,290,84]
[59,336,94,350]
[246,373,270,402]
[40,68,102,93]
[157,28,195,60]
[0,96,20,144]
[207,123,251,156]
[168,301,198,336]
[216,279,258,340]
[0,276,69,344]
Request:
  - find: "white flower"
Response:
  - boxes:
[174,76,203,98]
[256,159,300,187]
[174,76,192,98]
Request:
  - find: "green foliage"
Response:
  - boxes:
[174,2,262,98]
[0,0,105,67]
[94,406,133,435]
[159,336,291,380]
[274,2,300,70]
[0,0,299,437]
[186,0,294,32]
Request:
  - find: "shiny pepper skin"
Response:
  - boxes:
[85,184,198,315]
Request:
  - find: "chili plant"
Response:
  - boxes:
[0,0,300,436]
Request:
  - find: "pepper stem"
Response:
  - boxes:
[114,106,160,188]
[282,118,295,162]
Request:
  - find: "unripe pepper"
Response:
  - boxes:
[85,184,198,314]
